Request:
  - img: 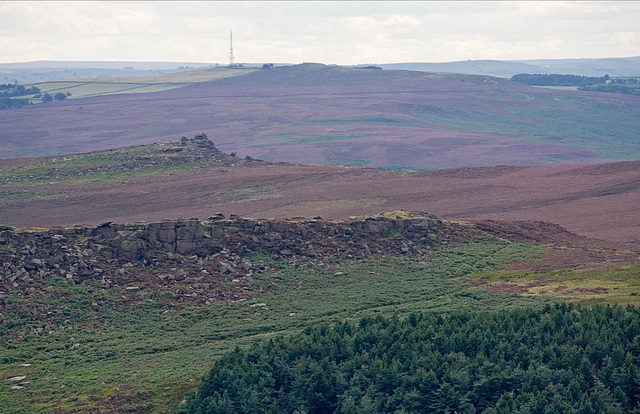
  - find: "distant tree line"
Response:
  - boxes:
[0,83,41,97]
[179,304,640,414]
[0,97,30,109]
[578,84,640,96]
[511,73,609,87]
[0,83,72,109]
[41,92,70,102]
[609,78,639,85]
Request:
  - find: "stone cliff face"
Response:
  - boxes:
[1,213,446,311]
[0,214,447,289]
[89,213,444,261]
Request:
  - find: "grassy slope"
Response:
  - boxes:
[241,66,640,163]
[1,238,558,414]
[0,144,215,190]
[3,144,640,242]
[466,263,640,306]
[2,223,639,413]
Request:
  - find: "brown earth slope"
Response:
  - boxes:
[1,146,639,242]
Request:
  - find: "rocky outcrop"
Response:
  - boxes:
[0,212,444,282]
[0,133,255,186]
[86,213,444,261]
[0,212,446,326]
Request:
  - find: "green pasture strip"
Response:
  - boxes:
[532,85,579,91]
[113,83,189,95]
[32,82,189,99]
[378,164,416,171]
[62,82,186,98]
[255,133,367,146]
[0,189,63,201]
[525,136,640,160]
[32,82,89,93]
[26,67,257,101]
[1,163,204,186]
[0,239,554,413]
[144,67,257,83]
[298,116,424,127]
[323,158,371,166]
[58,146,149,167]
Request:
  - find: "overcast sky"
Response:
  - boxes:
[1,1,639,65]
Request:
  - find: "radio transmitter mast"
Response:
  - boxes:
[229,31,235,66]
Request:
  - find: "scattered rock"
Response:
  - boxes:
[4,376,26,382]
[218,261,234,274]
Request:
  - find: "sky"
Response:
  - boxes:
[1,1,639,65]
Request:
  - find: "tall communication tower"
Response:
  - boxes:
[229,31,235,66]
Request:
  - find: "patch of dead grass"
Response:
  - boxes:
[465,263,640,306]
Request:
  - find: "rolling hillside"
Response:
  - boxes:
[2,135,639,242]
[2,64,640,169]
[2,139,640,412]
[3,56,640,414]
[380,56,640,78]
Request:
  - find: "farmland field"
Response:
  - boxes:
[26,67,256,100]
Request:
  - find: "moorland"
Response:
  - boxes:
[1,135,639,242]
[1,62,640,413]
[2,64,640,169]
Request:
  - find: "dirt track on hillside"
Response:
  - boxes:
[2,159,639,243]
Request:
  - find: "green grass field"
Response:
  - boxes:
[298,116,422,127]
[254,133,368,146]
[26,67,257,101]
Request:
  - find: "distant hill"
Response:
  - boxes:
[2,56,639,83]
[380,56,640,78]
[2,63,640,170]
[0,60,213,70]
[0,60,222,83]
